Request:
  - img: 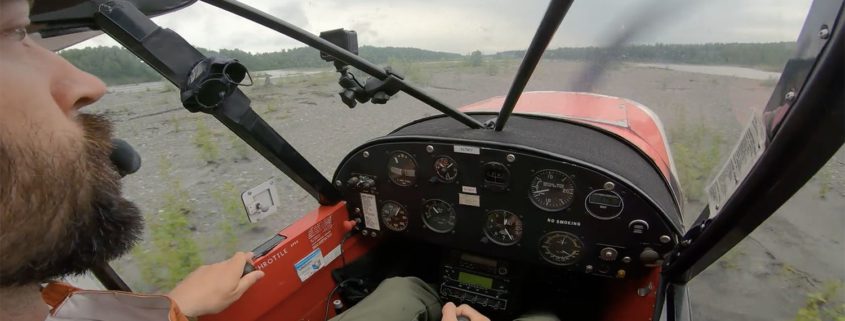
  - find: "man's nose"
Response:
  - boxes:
[49,51,107,113]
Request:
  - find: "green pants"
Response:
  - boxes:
[330,277,560,321]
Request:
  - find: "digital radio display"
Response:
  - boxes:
[458,272,493,289]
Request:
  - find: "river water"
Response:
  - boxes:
[631,63,781,80]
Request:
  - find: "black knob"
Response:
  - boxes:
[639,247,660,265]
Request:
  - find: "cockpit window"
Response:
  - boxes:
[60,2,842,318]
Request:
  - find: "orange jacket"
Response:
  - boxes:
[42,282,190,321]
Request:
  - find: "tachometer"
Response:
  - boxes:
[380,201,409,231]
[422,199,456,233]
[483,210,523,246]
[529,169,575,211]
[538,231,583,266]
[387,151,417,186]
[433,156,458,182]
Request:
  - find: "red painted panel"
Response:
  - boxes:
[601,267,662,321]
[200,203,374,321]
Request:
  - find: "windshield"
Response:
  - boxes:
[60,0,843,319]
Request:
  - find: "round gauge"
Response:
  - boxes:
[433,156,458,182]
[585,190,624,220]
[387,151,417,187]
[422,199,456,233]
[538,231,583,266]
[482,162,510,191]
[483,210,524,246]
[529,169,576,212]
[380,201,409,231]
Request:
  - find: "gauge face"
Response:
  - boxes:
[422,199,456,233]
[483,210,523,246]
[433,156,458,182]
[539,231,583,266]
[387,151,417,187]
[529,169,576,211]
[482,162,510,191]
[380,201,409,231]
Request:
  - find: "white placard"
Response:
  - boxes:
[461,186,478,194]
[360,193,380,230]
[294,248,323,282]
[241,178,281,223]
[458,193,480,207]
[706,113,766,218]
[453,145,480,155]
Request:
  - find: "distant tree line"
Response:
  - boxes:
[497,42,795,71]
[61,42,794,85]
[60,45,461,85]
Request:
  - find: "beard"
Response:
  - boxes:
[0,114,143,287]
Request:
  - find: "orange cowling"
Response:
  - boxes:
[200,203,374,321]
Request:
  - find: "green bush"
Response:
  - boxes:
[193,119,220,164]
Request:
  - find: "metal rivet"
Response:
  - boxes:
[819,25,830,39]
[354,208,361,214]
[585,265,594,273]
[362,151,370,158]
[335,180,343,187]
[426,145,434,153]
[622,256,632,263]
[785,90,796,102]
[603,182,615,190]
[362,230,369,236]
[370,231,377,237]
[660,235,672,244]
[506,154,516,163]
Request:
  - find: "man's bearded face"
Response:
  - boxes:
[0,0,142,286]
[0,114,143,287]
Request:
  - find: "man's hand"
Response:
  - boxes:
[441,302,490,321]
[167,252,265,317]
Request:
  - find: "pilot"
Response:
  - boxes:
[0,1,557,321]
[0,0,264,320]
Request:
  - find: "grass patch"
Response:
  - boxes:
[192,119,220,164]
[717,246,745,270]
[227,133,251,161]
[211,182,250,254]
[133,157,203,291]
[388,58,432,86]
[794,281,845,321]
[668,113,726,202]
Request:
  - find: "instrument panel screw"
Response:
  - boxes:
[506,154,516,163]
[603,182,615,190]
[819,25,830,39]
[362,151,370,158]
[335,180,342,187]
[585,265,594,273]
[370,231,378,237]
[362,230,369,236]
[354,207,361,214]
[622,256,632,263]
[426,145,435,153]
[659,235,672,244]
[784,90,796,102]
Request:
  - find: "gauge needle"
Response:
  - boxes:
[503,228,513,240]
[533,189,549,194]
[392,207,400,217]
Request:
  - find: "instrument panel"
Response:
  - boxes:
[334,141,678,278]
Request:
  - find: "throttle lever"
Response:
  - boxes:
[242,261,257,277]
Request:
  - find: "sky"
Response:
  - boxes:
[75,0,814,54]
